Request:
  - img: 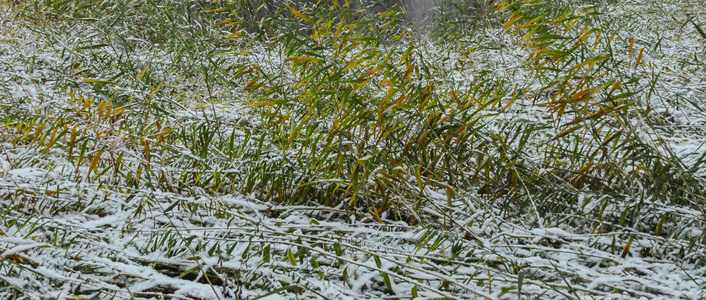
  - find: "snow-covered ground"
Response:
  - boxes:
[1,1,705,299]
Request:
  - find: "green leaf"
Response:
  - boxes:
[164,200,180,213]
[382,272,393,292]
[692,20,706,40]
[74,43,109,50]
[263,244,271,263]
[310,256,319,268]
[518,270,524,299]
[287,248,297,266]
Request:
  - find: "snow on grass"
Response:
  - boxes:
[1,0,706,299]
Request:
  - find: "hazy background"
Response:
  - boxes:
[348,0,439,27]
[401,0,437,26]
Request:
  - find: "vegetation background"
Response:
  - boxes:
[1,0,705,299]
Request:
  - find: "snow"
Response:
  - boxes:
[1,0,705,299]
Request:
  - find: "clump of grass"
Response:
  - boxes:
[501,1,706,218]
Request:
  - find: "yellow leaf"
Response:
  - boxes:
[573,28,599,47]
[83,78,110,83]
[286,5,312,23]
[149,82,162,99]
[287,248,297,266]
[635,48,644,68]
[216,18,232,25]
[89,147,106,175]
[551,125,583,141]
[152,127,173,138]
[108,106,126,117]
[608,80,622,95]
[227,33,247,39]
[250,99,287,107]
[142,140,150,163]
[136,63,150,82]
[343,61,362,71]
[286,56,321,63]
[621,236,634,258]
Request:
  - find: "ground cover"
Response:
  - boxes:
[1,0,706,299]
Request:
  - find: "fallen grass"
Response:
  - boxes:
[1,0,705,299]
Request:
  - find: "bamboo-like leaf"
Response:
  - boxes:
[655,215,666,236]
[621,236,634,258]
[151,127,173,138]
[287,248,297,266]
[569,54,608,73]
[74,43,109,50]
[310,256,319,268]
[286,4,312,24]
[518,270,524,299]
[550,125,583,141]
[691,20,706,40]
[83,78,111,83]
[635,47,644,68]
[286,56,321,63]
[250,99,288,107]
[262,245,271,263]
[142,140,151,163]
[382,272,393,292]
[136,63,150,82]
[608,80,623,95]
